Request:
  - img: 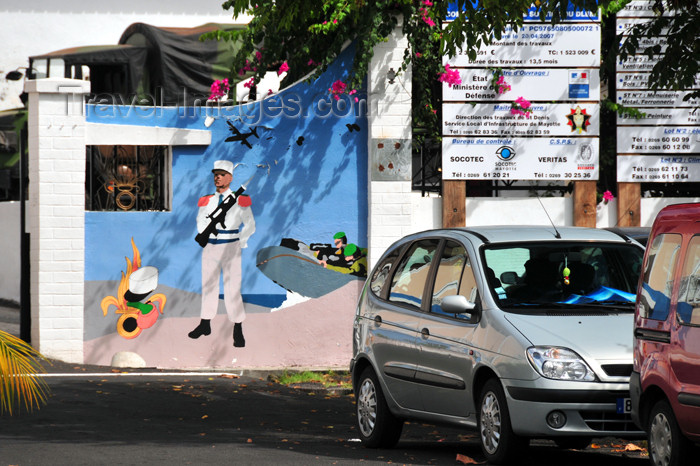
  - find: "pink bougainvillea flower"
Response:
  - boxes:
[422,0,433,5]
[307,59,317,66]
[438,64,461,87]
[255,51,262,61]
[209,78,230,101]
[243,78,255,89]
[514,96,531,109]
[330,79,346,95]
[510,96,533,118]
[495,75,511,94]
[349,89,357,95]
[603,190,615,201]
[278,61,289,75]
[415,52,422,58]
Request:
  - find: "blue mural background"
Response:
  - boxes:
[84,45,368,309]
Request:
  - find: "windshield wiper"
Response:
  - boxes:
[583,300,635,311]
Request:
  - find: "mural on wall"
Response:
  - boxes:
[100,238,167,339]
[189,159,255,347]
[256,233,367,299]
[83,44,368,369]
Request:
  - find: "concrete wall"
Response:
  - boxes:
[0,201,20,303]
[25,43,369,369]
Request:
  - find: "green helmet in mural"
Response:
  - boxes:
[344,243,359,258]
[333,231,347,248]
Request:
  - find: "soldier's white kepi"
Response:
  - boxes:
[125,266,159,302]
[212,160,234,174]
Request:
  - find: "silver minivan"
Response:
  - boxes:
[351,226,645,464]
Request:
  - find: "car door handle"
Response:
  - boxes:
[374,315,382,325]
[421,328,430,338]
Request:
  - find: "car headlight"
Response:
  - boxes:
[526,346,596,382]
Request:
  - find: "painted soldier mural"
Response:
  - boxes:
[189,160,256,347]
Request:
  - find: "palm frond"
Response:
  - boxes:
[0,330,51,416]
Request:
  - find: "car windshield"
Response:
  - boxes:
[483,241,644,312]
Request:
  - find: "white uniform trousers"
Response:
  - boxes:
[200,240,246,323]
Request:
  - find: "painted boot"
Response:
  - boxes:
[233,322,245,347]
[188,319,211,339]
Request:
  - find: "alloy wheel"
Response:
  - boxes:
[357,377,378,438]
[480,390,502,455]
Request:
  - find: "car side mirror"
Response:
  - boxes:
[441,295,476,315]
[500,271,518,285]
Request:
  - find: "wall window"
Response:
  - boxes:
[86,145,170,211]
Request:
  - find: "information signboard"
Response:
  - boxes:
[617,54,662,73]
[617,89,699,107]
[618,0,674,17]
[617,126,700,154]
[443,103,600,137]
[617,107,699,126]
[443,68,600,102]
[444,23,601,68]
[443,137,598,181]
[618,155,700,182]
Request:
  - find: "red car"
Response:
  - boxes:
[631,203,700,466]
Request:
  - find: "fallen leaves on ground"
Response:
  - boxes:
[456,453,483,464]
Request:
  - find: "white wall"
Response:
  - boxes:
[0,0,251,110]
[0,201,20,303]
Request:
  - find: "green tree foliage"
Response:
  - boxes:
[204,0,698,192]
[207,0,696,123]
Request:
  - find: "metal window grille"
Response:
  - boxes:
[86,145,169,211]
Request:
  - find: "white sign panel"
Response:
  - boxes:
[443,103,600,137]
[445,23,601,68]
[616,17,670,35]
[617,108,700,126]
[618,1,674,18]
[443,137,598,181]
[443,68,600,102]
[618,155,700,182]
[617,90,700,108]
[616,72,700,91]
[617,54,662,72]
[617,126,700,154]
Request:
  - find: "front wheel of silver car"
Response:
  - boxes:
[355,367,403,448]
[648,400,693,466]
[478,378,528,464]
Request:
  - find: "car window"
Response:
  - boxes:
[677,235,700,325]
[430,241,476,320]
[370,247,401,296]
[484,242,644,311]
[639,233,682,321]
[389,239,439,310]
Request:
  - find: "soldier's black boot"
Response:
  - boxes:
[233,322,245,347]
[188,319,211,339]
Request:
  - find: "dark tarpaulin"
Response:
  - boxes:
[119,23,244,105]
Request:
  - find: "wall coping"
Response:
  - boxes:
[24,78,91,94]
[86,123,212,146]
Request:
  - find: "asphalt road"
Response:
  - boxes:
[0,360,650,466]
